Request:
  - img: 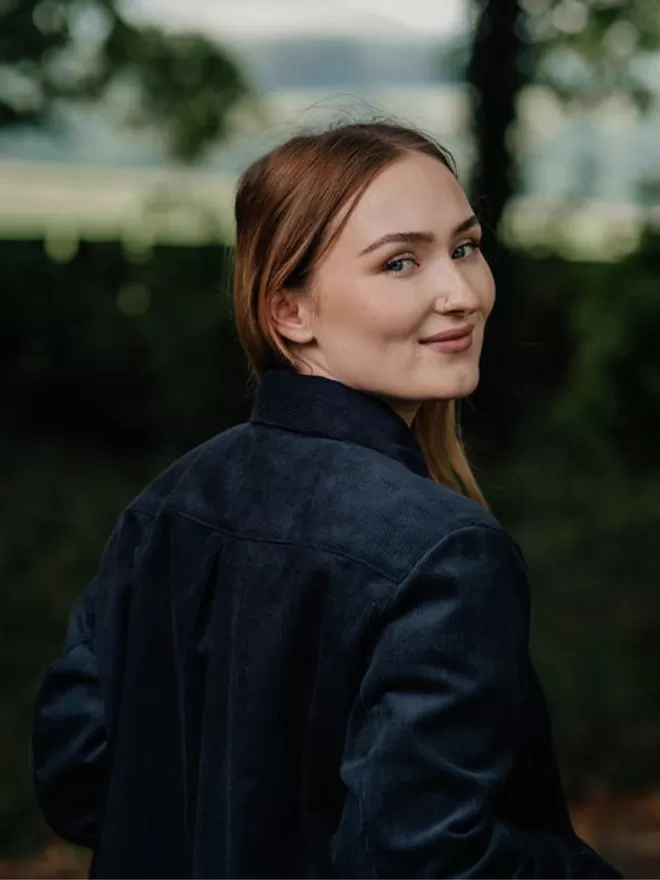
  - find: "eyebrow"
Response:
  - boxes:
[357,214,481,257]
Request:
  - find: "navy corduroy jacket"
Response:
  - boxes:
[32,367,623,879]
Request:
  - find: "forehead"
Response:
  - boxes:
[338,152,471,246]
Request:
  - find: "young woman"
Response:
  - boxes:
[32,122,624,878]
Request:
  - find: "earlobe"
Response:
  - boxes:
[269,289,315,345]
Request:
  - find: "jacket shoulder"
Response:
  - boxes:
[125,423,509,587]
[340,448,508,580]
[127,424,245,519]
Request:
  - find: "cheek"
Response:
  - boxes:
[362,288,425,340]
[480,263,496,315]
[318,274,420,339]
[314,275,361,326]
[464,262,496,320]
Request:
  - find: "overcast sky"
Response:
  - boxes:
[127,0,468,39]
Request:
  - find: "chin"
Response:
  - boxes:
[424,366,480,401]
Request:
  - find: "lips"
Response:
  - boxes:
[420,327,474,354]
[420,327,473,344]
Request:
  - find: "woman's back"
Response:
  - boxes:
[32,368,621,878]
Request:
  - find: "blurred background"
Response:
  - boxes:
[1,0,659,876]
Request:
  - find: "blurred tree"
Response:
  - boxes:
[463,0,660,810]
[0,0,251,162]
[466,0,528,245]
[463,0,660,459]
[466,0,660,235]
[460,0,529,459]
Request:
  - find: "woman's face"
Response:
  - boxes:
[274,151,496,423]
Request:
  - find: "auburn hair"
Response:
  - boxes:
[233,121,487,508]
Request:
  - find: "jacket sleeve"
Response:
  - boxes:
[31,509,142,848]
[331,524,623,879]
[31,579,106,847]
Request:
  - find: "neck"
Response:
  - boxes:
[378,397,421,428]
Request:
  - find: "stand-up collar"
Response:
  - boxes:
[249,367,430,479]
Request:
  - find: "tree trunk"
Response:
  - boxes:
[463,0,529,466]
[466,0,527,237]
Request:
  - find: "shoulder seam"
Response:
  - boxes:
[380,520,516,621]
[145,504,401,584]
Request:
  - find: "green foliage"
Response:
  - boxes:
[0,0,251,161]
[86,21,251,162]
[466,0,660,234]
[2,240,248,452]
[553,228,660,464]
[526,0,660,112]
[493,442,660,794]
[0,0,76,126]
[476,234,660,795]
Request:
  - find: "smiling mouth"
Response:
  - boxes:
[421,331,473,354]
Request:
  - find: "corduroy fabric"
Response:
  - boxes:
[32,367,623,879]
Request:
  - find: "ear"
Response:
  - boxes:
[269,288,315,345]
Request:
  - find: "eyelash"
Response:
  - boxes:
[453,238,482,260]
[383,255,418,274]
[382,239,482,275]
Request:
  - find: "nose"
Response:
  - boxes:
[432,263,481,315]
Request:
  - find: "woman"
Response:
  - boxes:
[32,122,624,878]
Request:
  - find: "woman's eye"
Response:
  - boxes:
[383,256,417,274]
[452,240,481,260]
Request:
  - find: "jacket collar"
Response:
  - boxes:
[249,367,430,479]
